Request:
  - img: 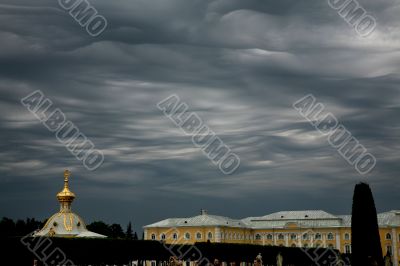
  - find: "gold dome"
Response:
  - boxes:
[56,170,76,203]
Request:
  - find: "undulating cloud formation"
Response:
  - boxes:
[0,0,399,230]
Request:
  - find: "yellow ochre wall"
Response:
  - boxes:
[144,226,400,261]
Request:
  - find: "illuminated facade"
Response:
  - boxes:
[34,170,106,238]
[144,209,400,265]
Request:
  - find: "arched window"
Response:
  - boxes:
[267,234,273,240]
[328,244,335,249]
[278,234,285,240]
[386,233,392,240]
[185,232,191,240]
[315,233,322,240]
[233,233,236,240]
[255,234,261,240]
[196,232,202,240]
[303,233,309,240]
[327,233,334,240]
[161,233,166,240]
[344,233,350,240]
[208,232,213,239]
[173,233,178,240]
[290,234,297,240]
[291,243,297,247]
[151,234,156,240]
[303,244,309,248]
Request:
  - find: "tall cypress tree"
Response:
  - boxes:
[126,221,134,240]
[351,182,383,266]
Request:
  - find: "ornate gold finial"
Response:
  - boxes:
[57,169,75,205]
[63,169,71,187]
[64,169,71,179]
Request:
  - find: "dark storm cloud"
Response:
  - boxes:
[0,0,399,229]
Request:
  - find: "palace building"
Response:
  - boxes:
[34,170,106,238]
[144,209,400,265]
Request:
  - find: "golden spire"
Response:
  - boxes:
[64,169,71,189]
[57,169,76,205]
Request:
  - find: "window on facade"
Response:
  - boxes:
[208,232,213,239]
[345,245,351,254]
[386,233,392,240]
[303,233,309,240]
[290,234,297,240]
[233,233,236,240]
[185,233,191,240]
[328,244,335,249]
[344,233,350,240]
[303,244,308,248]
[291,243,296,247]
[151,234,156,240]
[315,233,322,240]
[387,246,392,255]
[278,234,284,240]
[196,232,202,239]
[255,234,261,240]
[161,234,166,240]
[327,233,334,240]
[173,233,178,240]
[267,234,273,240]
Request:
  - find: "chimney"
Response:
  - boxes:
[200,209,208,215]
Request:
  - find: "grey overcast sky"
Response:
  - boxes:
[0,0,400,232]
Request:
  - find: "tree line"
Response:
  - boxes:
[0,217,139,239]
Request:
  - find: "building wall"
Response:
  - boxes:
[144,226,400,265]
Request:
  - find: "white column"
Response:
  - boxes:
[285,233,289,247]
[392,228,398,266]
[336,231,341,252]
[215,227,221,243]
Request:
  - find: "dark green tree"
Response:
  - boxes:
[126,222,133,240]
[87,221,110,237]
[109,223,125,239]
[351,183,384,266]
[15,219,26,236]
[0,217,16,237]
[133,231,138,240]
